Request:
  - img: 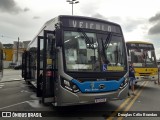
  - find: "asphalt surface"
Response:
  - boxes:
[0,69,160,120]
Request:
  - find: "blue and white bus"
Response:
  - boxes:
[22,15,129,106]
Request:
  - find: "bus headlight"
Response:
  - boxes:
[64,80,70,86]
[61,78,80,93]
[120,83,124,88]
[119,78,128,89]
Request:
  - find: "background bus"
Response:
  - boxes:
[0,42,3,80]
[126,41,158,83]
[157,60,160,71]
[22,15,129,106]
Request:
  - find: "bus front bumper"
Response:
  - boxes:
[135,75,158,82]
[55,83,129,106]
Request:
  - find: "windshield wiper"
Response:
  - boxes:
[101,32,112,54]
[77,28,94,49]
[104,32,112,50]
[101,33,112,64]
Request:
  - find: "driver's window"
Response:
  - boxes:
[65,49,77,64]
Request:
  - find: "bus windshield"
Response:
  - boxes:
[100,34,125,70]
[64,31,125,72]
[129,48,157,67]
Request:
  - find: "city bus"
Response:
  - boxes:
[22,15,129,106]
[126,41,158,83]
[0,42,3,80]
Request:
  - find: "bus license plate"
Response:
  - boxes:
[95,98,107,103]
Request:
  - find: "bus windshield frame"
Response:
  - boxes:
[63,29,127,72]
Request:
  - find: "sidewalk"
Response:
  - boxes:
[0,69,24,83]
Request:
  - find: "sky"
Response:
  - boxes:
[0,0,160,58]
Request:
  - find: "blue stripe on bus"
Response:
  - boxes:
[71,77,125,93]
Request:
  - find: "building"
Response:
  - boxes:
[3,44,14,68]
[3,41,30,68]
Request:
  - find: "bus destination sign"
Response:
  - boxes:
[61,18,121,33]
[69,20,121,33]
[129,43,153,48]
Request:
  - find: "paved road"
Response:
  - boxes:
[1,69,23,82]
[0,69,160,120]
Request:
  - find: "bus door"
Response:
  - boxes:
[37,36,44,97]
[37,30,56,103]
[22,51,31,80]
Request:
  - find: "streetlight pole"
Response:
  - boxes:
[66,0,79,15]
[16,37,19,63]
[72,2,73,15]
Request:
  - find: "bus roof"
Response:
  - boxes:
[126,41,153,45]
[28,15,123,48]
[39,15,122,32]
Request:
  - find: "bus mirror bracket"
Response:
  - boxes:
[55,28,62,47]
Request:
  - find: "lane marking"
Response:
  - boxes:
[0,83,4,88]
[117,81,148,120]
[9,78,21,80]
[107,97,132,120]
[0,101,28,110]
[107,81,146,120]
[21,90,34,93]
[0,100,36,110]
[19,75,23,79]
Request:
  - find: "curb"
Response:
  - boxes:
[0,79,24,83]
